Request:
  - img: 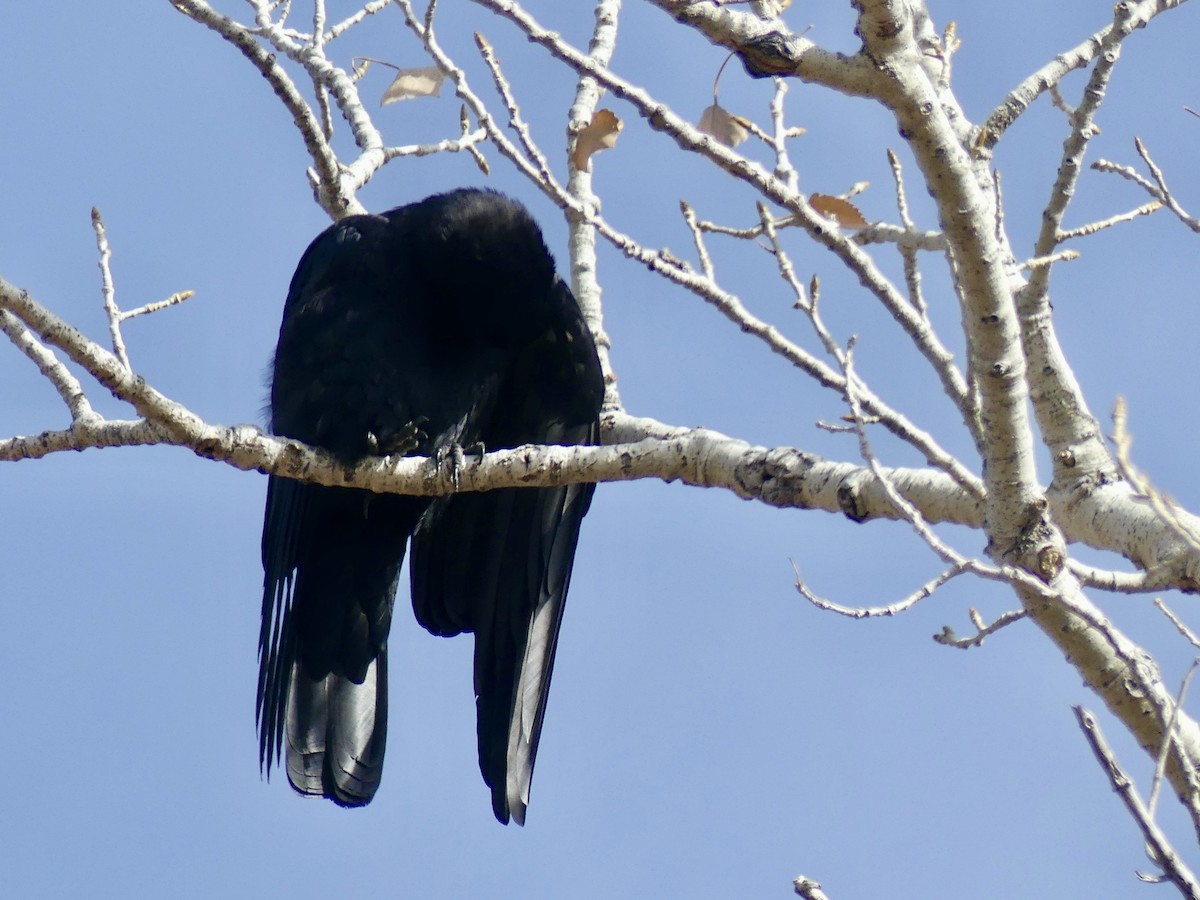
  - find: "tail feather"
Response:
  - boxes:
[285,654,388,806]
[261,476,415,807]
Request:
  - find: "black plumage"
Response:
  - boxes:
[257,189,603,825]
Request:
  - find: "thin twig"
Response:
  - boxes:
[119,291,197,323]
[934,609,1027,649]
[1113,397,1200,554]
[793,557,971,619]
[1074,706,1200,897]
[327,0,390,41]
[1020,249,1079,272]
[91,208,130,372]
[767,78,800,193]
[1057,201,1162,241]
[680,201,716,281]
[474,31,555,186]
[1128,137,1200,233]
[1157,600,1200,651]
[885,148,927,317]
[1149,659,1199,818]
[381,128,489,164]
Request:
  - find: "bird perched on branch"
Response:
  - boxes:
[257,188,603,825]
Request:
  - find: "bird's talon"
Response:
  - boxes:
[376,419,429,456]
[450,443,465,492]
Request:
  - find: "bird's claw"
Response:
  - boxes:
[432,445,461,492]
[433,441,483,493]
[368,417,429,458]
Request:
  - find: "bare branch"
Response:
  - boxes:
[1024,3,1141,301]
[1068,560,1178,595]
[1057,201,1162,242]
[1092,139,1200,234]
[766,78,800,193]
[1019,248,1079,272]
[119,290,197,323]
[474,31,554,184]
[1113,397,1200,554]
[561,0,623,411]
[1157,600,1200,652]
[327,0,390,41]
[381,127,490,164]
[934,609,1027,649]
[1136,136,1182,208]
[852,222,946,253]
[841,344,1047,597]
[981,0,1187,146]
[1150,658,1200,818]
[792,874,831,900]
[1075,706,1200,897]
[0,310,94,422]
[885,148,928,317]
[91,208,129,372]
[170,0,355,217]
[680,201,717,282]
[0,274,988,528]
[794,557,972,620]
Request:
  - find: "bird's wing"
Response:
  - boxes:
[409,423,595,825]
[411,273,603,824]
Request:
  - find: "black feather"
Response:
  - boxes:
[258,189,603,819]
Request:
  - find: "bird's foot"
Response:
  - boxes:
[434,441,485,493]
[367,417,429,458]
[433,444,464,493]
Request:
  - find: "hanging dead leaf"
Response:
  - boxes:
[380,66,446,106]
[698,103,751,148]
[571,109,623,172]
[809,194,869,229]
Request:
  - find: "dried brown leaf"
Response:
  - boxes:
[809,194,869,229]
[571,109,623,172]
[380,66,445,106]
[698,103,750,148]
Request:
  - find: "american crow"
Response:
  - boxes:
[258,188,603,825]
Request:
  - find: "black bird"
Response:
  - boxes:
[257,189,603,825]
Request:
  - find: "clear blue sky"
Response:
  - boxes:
[3,2,1200,897]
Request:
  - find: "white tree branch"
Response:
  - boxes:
[171,0,355,216]
[981,0,1189,146]
[1075,706,1200,895]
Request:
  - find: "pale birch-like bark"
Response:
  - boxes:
[5,0,1200,890]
